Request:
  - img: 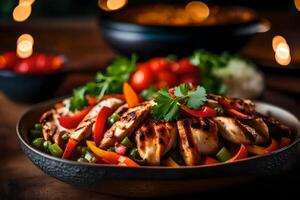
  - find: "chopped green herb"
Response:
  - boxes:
[152,84,207,121]
[140,85,157,100]
[69,55,137,111]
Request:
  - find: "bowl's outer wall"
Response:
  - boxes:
[17,100,300,197]
[99,19,268,59]
[0,71,66,103]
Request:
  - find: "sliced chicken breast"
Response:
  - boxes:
[100,101,153,149]
[242,118,269,145]
[135,121,177,165]
[177,119,201,166]
[213,117,253,144]
[40,110,57,141]
[70,98,124,141]
[189,118,220,155]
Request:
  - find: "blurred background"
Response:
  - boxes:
[0,0,299,20]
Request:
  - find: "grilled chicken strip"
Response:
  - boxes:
[177,119,201,166]
[261,115,291,138]
[213,117,253,144]
[40,108,70,143]
[100,101,153,149]
[40,110,57,141]
[135,120,177,165]
[189,118,220,155]
[242,118,269,145]
[208,94,256,114]
[69,98,124,141]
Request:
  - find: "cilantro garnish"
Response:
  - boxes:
[69,55,137,111]
[152,84,207,122]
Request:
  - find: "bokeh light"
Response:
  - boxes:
[185,1,210,22]
[16,34,34,58]
[98,0,127,11]
[12,3,32,22]
[272,35,286,52]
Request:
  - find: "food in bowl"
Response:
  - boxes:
[112,4,257,26]
[29,81,292,167]
[133,50,264,99]
[0,51,64,74]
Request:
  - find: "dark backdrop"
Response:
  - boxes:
[0,0,297,20]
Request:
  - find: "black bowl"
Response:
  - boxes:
[98,7,270,59]
[17,100,300,197]
[0,69,67,103]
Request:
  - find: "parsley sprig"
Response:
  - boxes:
[152,84,207,122]
[69,55,137,111]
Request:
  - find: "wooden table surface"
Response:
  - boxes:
[1,13,300,200]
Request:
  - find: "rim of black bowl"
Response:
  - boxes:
[17,100,300,170]
[98,5,271,34]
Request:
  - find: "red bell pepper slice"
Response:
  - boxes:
[93,106,113,146]
[62,138,78,159]
[180,105,217,118]
[265,138,279,153]
[86,141,139,167]
[86,95,98,106]
[245,139,279,155]
[226,144,248,162]
[203,156,219,165]
[226,108,253,119]
[219,97,240,110]
[58,106,92,129]
[115,144,127,155]
[279,137,291,148]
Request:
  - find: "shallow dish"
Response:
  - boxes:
[17,100,300,197]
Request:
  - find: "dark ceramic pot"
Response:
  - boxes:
[17,100,300,197]
[98,8,270,59]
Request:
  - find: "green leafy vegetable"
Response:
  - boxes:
[152,87,180,121]
[190,50,228,94]
[140,85,158,100]
[152,84,207,121]
[69,55,137,111]
[187,86,207,109]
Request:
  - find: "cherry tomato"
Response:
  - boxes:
[35,54,48,71]
[173,58,199,74]
[148,57,170,72]
[130,66,154,92]
[180,74,200,85]
[0,52,18,69]
[51,56,64,70]
[14,59,34,73]
[156,71,177,89]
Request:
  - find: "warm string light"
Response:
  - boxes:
[185,1,210,22]
[12,0,35,22]
[272,35,291,66]
[16,34,34,58]
[98,0,127,11]
[294,0,300,11]
[13,1,36,58]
